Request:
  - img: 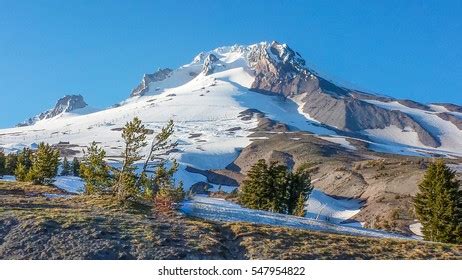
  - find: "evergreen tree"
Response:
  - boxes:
[80,142,112,194]
[137,119,177,187]
[14,162,28,182]
[239,159,273,211]
[267,162,289,213]
[27,142,60,185]
[414,160,462,244]
[61,157,71,176]
[0,149,6,177]
[5,153,18,175]
[115,117,148,200]
[239,159,313,216]
[72,157,81,177]
[285,168,312,215]
[154,160,184,201]
[293,193,307,217]
[14,148,33,182]
[152,160,185,212]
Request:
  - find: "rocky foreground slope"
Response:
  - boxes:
[1,181,460,260]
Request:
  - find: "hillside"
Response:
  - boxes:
[1,181,460,260]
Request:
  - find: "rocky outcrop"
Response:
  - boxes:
[201,54,220,75]
[300,92,440,147]
[248,41,441,148]
[437,112,462,130]
[397,100,431,111]
[18,95,88,126]
[130,68,173,97]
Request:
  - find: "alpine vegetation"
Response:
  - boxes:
[239,159,313,216]
[80,141,113,194]
[414,160,462,244]
[79,117,184,209]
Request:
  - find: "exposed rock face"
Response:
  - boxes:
[248,41,441,147]
[130,68,173,97]
[397,100,431,111]
[201,54,220,75]
[300,92,440,147]
[18,95,88,126]
[432,103,462,113]
[437,113,462,129]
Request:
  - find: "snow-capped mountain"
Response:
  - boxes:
[126,41,462,155]
[17,94,93,126]
[2,41,462,170]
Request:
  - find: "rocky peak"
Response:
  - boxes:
[18,95,88,126]
[201,54,220,75]
[52,94,87,114]
[266,41,307,72]
[130,68,173,97]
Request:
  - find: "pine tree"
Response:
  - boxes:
[14,148,33,182]
[414,160,462,244]
[72,157,81,177]
[285,168,312,215]
[155,160,184,200]
[239,159,313,216]
[267,162,289,213]
[136,119,177,187]
[239,159,272,211]
[27,142,60,185]
[293,193,307,217]
[80,142,112,194]
[152,160,185,213]
[115,117,148,200]
[0,149,6,177]
[14,162,28,181]
[5,153,18,175]
[61,157,71,176]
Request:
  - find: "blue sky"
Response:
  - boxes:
[0,0,461,128]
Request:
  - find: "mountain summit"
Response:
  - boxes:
[17,94,89,126]
[128,41,462,152]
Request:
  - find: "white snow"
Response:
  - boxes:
[180,195,413,240]
[53,176,85,194]
[305,189,362,224]
[429,104,462,119]
[363,125,424,148]
[409,222,423,237]
[0,175,16,182]
[0,175,84,194]
[362,100,462,157]
[447,164,462,174]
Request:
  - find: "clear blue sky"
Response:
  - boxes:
[1,0,461,128]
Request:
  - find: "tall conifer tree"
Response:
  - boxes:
[414,160,462,244]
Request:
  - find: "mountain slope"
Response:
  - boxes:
[1,41,462,165]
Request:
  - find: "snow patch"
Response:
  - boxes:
[53,176,85,194]
[180,195,413,240]
[409,222,423,237]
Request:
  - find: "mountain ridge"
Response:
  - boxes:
[4,41,462,158]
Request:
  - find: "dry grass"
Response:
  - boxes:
[1,181,460,260]
[228,223,461,260]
